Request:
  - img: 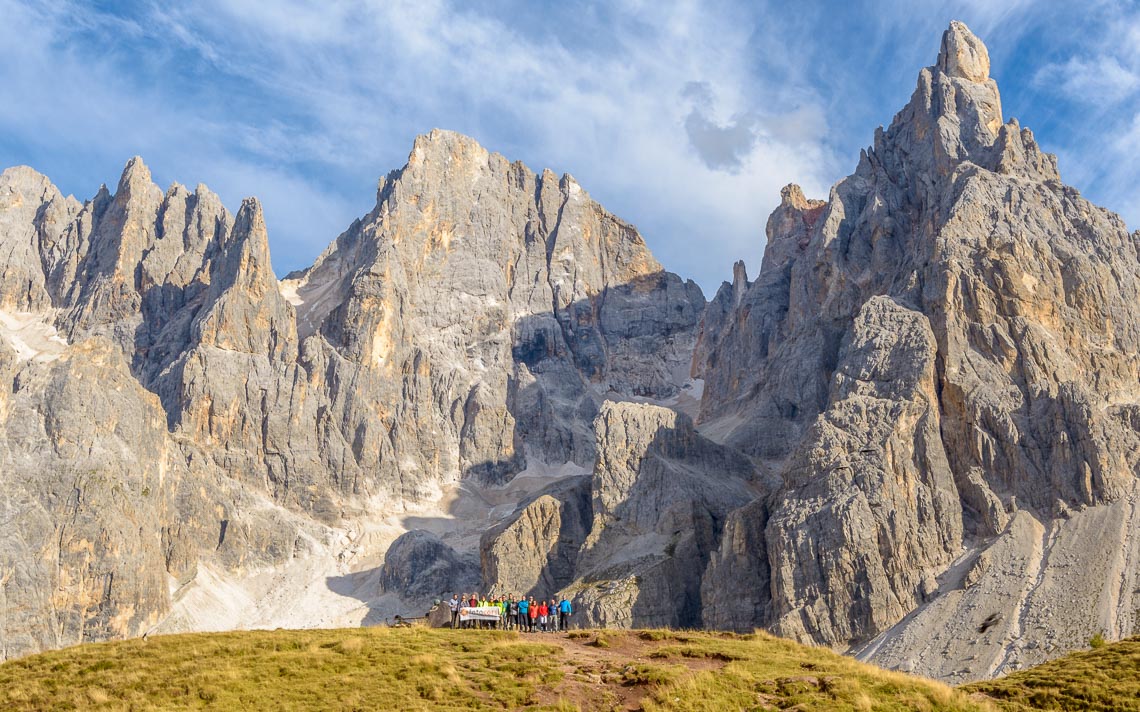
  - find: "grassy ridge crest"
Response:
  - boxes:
[0,627,1134,710]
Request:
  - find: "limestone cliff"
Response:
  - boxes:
[280,129,705,504]
[694,21,1140,681]
[0,133,705,660]
[480,401,755,629]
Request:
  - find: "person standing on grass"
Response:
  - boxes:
[559,596,572,631]
[449,593,460,629]
[518,596,529,631]
[537,600,549,632]
[548,599,558,632]
[499,596,508,630]
[508,596,519,631]
[528,597,539,632]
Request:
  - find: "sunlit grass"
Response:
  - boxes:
[0,627,566,711]
[7,627,1132,710]
[962,636,1140,711]
[636,630,989,712]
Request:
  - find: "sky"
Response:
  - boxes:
[1,0,1138,294]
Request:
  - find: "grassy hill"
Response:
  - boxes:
[0,626,1134,711]
[962,636,1139,711]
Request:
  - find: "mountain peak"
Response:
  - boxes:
[936,20,990,82]
[408,128,490,167]
[116,155,153,192]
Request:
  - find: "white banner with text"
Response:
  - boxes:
[459,606,503,622]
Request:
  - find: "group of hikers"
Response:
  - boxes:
[447,593,573,632]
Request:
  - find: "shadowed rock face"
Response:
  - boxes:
[694,20,1140,681]
[0,131,705,660]
[380,531,479,599]
[480,474,592,600]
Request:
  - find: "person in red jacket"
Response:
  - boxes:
[528,597,538,632]
[537,600,549,632]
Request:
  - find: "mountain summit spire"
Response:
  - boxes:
[936,20,990,82]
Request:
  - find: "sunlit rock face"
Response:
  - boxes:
[0,129,705,660]
[693,20,1140,681]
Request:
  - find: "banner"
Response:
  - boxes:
[459,606,502,622]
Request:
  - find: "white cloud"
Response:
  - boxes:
[1115,113,1140,154]
[1020,1,1140,230]
[0,0,371,276]
[1,0,843,291]
[20,0,1139,291]
[1035,56,1140,105]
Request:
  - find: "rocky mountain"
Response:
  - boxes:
[691,22,1140,681]
[0,129,705,661]
[480,21,1140,681]
[0,19,1137,684]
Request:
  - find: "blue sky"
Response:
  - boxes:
[2,1,1138,294]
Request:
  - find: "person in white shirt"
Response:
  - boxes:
[449,593,461,629]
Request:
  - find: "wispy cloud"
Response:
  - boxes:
[0,0,846,290]
[1017,1,1140,229]
[2,0,1139,293]
[1035,56,1140,105]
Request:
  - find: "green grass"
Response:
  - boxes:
[0,628,568,711]
[15,627,1136,711]
[963,636,1140,711]
[636,630,987,712]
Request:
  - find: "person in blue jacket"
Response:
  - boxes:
[517,596,529,631]
[558,596,572,631]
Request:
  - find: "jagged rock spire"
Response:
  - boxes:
[937,20,991,82]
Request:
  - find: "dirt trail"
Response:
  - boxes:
[528,631,729,711]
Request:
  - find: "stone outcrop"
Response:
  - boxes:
[380,531,479,599]
[479,475,592,598]
[694,20,1140,680]
[480,401,756,629]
